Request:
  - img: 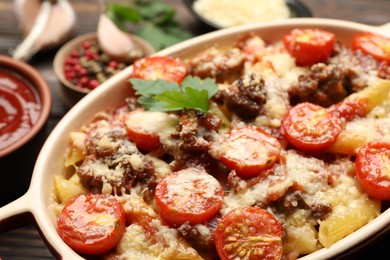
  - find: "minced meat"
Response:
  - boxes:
[213,73,267,120]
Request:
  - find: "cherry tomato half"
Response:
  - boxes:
[355,142,390,200]
[282,102,342,152]
[328,99,367,121]
[352,32,390,62]
[155,167,224,227]
[283,28,336,66]
[124,110,161,152]
[215,207,283,260]
[124,110,177,152]
[132,56,188,83]
[216,126,281,179]
[57,194,126,255]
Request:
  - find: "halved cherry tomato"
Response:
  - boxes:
[352,32,390,62]
[132,56,188,83]
[355,142,390,200]
[215,207,283,260]
[126,127,160,152]
[154,167,224,227]
[124,110,177,152]
[57,194,126,255]
[216,125,281,179]
[282,102,342,152]
[283,28,335,66]
[328,99,367,121]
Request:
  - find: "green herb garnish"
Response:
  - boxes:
[130,76,218,113]
[106,1,192,50]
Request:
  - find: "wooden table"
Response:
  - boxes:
[0,0,389,259]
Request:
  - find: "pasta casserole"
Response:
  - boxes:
[52,28,390,259]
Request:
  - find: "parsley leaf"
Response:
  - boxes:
[130,78,181,95]
[136,1,175,23]
[106,3,141,30]
[130,76,218,113]
[136,23,192,51]
[106,0,192,50]
[181,76,218,99]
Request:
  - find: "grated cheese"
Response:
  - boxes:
[193,0,290,28]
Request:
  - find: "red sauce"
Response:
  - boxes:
[0,69,41,151]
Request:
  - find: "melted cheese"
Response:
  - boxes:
[248,45,307,125]
[285,151,330,206]
[222,162,293,215]
[125,110,178,136]
[116,195,202,260]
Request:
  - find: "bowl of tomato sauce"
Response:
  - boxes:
[0,55,51,158]
[3,18,390,260]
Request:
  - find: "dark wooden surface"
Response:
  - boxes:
[0,0,390,259]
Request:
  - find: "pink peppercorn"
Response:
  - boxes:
[70,49,80,58]
[108,60,118,69]
[64,57,74,65]
[79,76,89,85]
[64,65,73,72]
[82,40,92,49]
[89,79,100,89]
[79,68,88,76]
[65,71,76,81]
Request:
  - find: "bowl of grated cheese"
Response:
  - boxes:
[185,0,311,30]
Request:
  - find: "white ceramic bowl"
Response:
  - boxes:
[2,18,390,259]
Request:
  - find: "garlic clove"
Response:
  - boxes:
[97,13,143,63]
[13,0,41,37]
[35,0,76,50]
[13,0,76,61]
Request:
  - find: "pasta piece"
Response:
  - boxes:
[64,132,86,167]
[209,101,231,134]
[51,203,64,217]
[116,224,159,260]
[327,79,390,155]
[318,199,380,247]
[345,78,390,113]
[54,174,86,204]
[326,119,390,155]
[149,156,172,181]
[284,209,319,255]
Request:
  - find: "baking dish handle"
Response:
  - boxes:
[0,192,33,233]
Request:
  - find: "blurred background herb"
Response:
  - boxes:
[106,0,193,50]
